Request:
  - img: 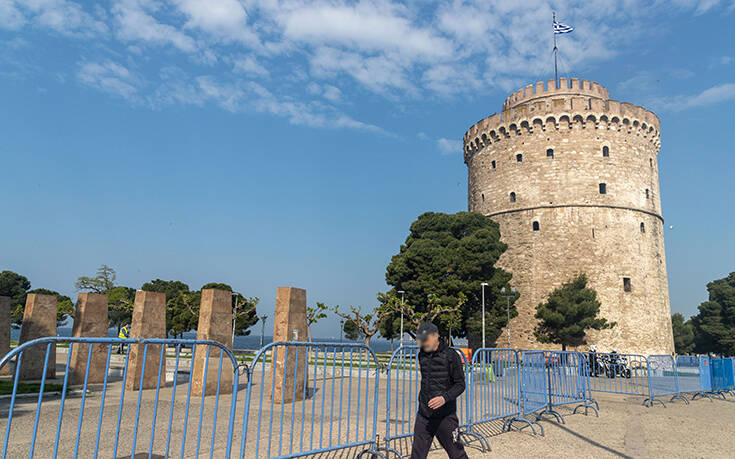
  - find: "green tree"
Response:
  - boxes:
[534,274,614,351]
[378,314,400,350]
[671,313,695,355]
[25,288,74,327]
[343,319,364,342]
[385,212,516,349]
[107,286,135,335]
[306,302,329,341]
[74,265,116,293]
[691,272,735,355]
[333,305,381,347]
[0,270,31,325]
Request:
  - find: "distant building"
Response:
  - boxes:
[463,78,674,354]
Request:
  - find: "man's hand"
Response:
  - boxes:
[428,396,446,410]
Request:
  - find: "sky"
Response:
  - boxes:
[1,0,734,339]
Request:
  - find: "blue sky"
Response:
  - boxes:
[1,0,734,338]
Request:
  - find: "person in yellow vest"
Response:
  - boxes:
[117,324,130,354]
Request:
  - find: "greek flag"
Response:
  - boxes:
[553,20,573,34]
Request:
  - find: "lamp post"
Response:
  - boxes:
[259,315,268,348]
[500,287,516,348]
[397,290,405,343]
[481,282,488,349]
[340,319,344,342]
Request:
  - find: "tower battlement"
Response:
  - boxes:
[503,78,609,110]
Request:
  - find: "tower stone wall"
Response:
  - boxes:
[463,77,674,355]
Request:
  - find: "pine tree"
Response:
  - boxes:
[534,274,614,351]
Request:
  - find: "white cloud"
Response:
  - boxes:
[437,138,461,155]
[654,83,735,110]
[112,0,197,52]
[0,0,107,35]
[77,60,141,100]
[7,0,735,131]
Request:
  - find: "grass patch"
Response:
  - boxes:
[0,380,65,396]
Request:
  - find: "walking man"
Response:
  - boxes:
[410,322,468,459]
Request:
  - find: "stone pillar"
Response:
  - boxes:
[270,287,309,403]
[125,291,166,391]
[68,293,109,385]
[0,296,10,375]
[18,293,57,380]
[192,289,233,396]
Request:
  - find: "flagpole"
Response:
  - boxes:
[553,12,558,88]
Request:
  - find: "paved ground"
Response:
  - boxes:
[427,392,735,459]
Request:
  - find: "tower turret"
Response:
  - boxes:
[464,77,673,354]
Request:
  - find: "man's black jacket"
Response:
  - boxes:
[417,340,465,418]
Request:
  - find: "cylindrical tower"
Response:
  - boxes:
[464,77,674,355]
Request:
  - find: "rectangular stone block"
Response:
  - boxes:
[125,291,166,391]
[18,294,57,380]
[270,287,309,404]
[0,296,10,376]
[192,289,234,396]
[68,293,109,385]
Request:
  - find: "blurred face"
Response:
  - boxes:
[419,332,439,352]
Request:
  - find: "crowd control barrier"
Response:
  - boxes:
[544,351,598,419]
[644,355,687,407]
[711,358,735,399]
[468,348,522,431]
[583,352,649,397]
[502,350,545,435]
[0,337,239,459]
[239,341,383,459]
[675,356,713,401]
[380,345,489,457]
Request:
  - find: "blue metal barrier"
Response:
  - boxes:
[675,356,713,401]
[468,348,522,431]
[710,358,735,399]
[239,341,383,459]
[502,350,545,435]
[583,352,649,397]
[644,355,687,407]
[0,336,239,459]
[544,351,598,420]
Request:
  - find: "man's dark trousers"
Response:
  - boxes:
[410,413,468,459]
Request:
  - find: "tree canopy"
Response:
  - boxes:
[691,272,735,355]
[384,212,516,348]
[671,313,695,354]
[74,265,116,293]
[534,274,614,351]
[0,270,31,324]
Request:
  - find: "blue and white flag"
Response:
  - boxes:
[553,20,574,34]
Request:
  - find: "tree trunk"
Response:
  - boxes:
[364,336,371,348]
[562,343,567,351]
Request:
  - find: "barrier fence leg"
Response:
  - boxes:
[537,362,564,424]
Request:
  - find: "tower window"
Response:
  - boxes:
[509,192,516,203]
[602,146,609,157]
[546,148,554,158]
[599,183,607,194]
[481,193,485,202]
[516,154,523,162]
[532,221,540,231]
[623,277,632,292]
[491,160,496,169]
[649,158,653,167]
[645,189,649,199]
[640,222,645,233]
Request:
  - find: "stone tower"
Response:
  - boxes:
[463,78,674,355]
